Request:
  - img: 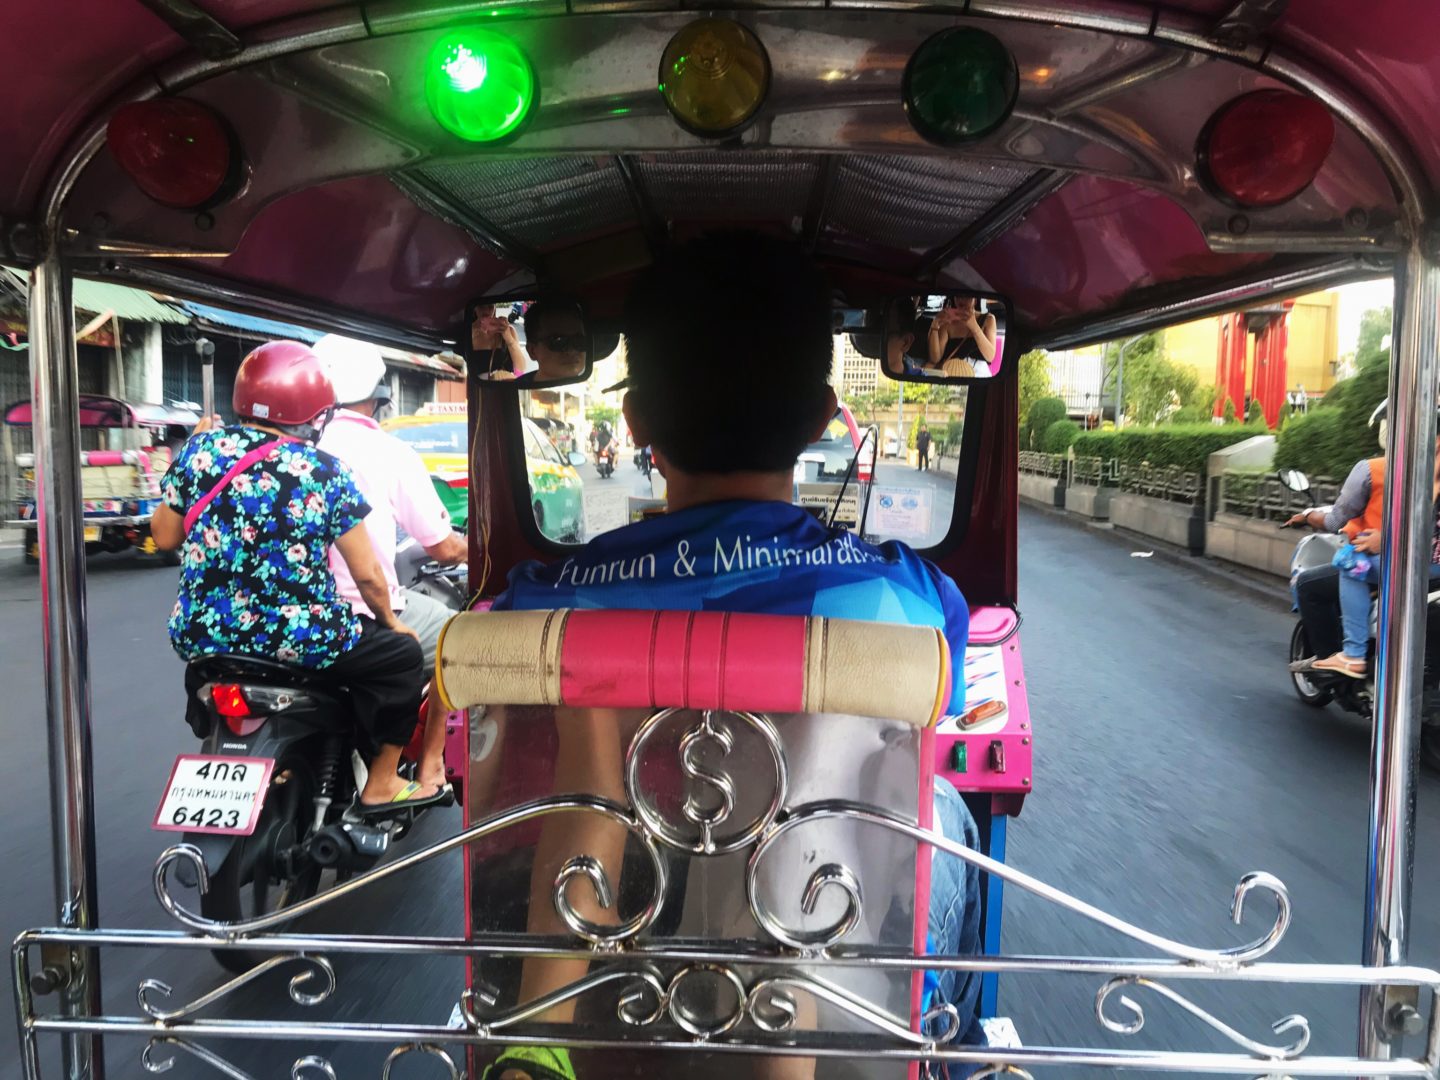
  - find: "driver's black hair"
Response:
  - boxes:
[523,296,583,340]
[624,231,833,474]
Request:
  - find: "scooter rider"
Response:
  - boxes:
[1285,401,1389,669]
[313,334,467,674]
[151,341,443,811]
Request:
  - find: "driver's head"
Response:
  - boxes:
[524,299,587,379]
[623,231,836,474]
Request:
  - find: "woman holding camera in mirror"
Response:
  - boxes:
[928,296,996,377]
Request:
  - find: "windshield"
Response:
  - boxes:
[389,422,467,453]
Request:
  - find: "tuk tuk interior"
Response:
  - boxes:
[8,1,1440,1077]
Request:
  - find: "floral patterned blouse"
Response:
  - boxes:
[162,426,370,668]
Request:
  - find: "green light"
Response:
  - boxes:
[903,28,1018,147]
[425,29,536,143]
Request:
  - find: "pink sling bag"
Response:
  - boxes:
[182,439,291,535]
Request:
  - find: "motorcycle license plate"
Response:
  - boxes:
[83,526,99,542]
[153,755,274,835]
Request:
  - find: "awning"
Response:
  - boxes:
[181,300,322,343]
[1,267,190,324]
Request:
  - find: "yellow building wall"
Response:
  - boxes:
[1161,289,1341,396]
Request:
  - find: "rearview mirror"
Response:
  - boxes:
[469,297,595,390]
[568,451,587,468]
[1278,468,1311,493]
[876,293,1008,384]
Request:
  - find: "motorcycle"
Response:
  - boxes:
[596,441,616,479]
[1281,470,1440,768]
[164,538,467,972]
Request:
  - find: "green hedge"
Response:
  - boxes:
[1070,424,1262,474]
[1042,418,1082,454]
[1022,396,1067,450]
[1274,360,1387,478]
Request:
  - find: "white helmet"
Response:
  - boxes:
[312,334,390,407]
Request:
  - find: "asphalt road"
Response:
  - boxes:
[3,503,1439,1077]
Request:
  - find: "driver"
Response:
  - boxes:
[313,334,468,792]
[151,341,444,811]
[491,231,983,1046]
[481,299,589,386]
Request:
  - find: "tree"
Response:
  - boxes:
[586,402,619,425]
[1356,306,1392,369]
[1222,398,1238,424]
[1042,418,1081,454]
[1022,396,1067,450]
[1018,349,1051,424]
[1102,332,1204,426]
[1246,400,1267,427]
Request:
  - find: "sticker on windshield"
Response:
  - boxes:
[868,486,933,542]
[795,482,860,531]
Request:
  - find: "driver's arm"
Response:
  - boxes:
[424,532,467,565]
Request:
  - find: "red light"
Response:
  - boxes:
[210,683,249,718]
[106,99,237,209]
[1200,90,1334,209]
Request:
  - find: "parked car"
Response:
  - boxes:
[529,416,576,457]
[382,412,586,542]
[883,434,901,458]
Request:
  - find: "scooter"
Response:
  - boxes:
[1280,469,1440,768]
[596,442,616,479]
[164,539,468,973]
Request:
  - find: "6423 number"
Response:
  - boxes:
[172,807,242,829]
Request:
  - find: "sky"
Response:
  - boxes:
[1335,277,1393,355]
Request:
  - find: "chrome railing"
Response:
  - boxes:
[13,705,1440,1079]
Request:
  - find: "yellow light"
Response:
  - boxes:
[659,18,770,136]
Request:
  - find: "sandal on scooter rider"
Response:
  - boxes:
[353,779,451,817]
[1313,652,1368,679]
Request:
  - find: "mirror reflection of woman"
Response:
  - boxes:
[927,297,996,377]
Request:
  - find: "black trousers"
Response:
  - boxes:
[319,619,425,747]
[1295,564,1342,659]
[186,619,423,749]
[918,445,930,470]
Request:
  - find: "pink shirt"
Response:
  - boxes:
[319,409,453,617]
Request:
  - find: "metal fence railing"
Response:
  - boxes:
[1070,455,1118,487]
[1115,462,1204,504]
[1214,470,1341,522]
[1018,451,1067,478]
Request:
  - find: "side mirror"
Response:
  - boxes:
[569,451,588,468]
[1278,468,1311,493]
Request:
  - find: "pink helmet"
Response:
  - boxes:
[233,341,335,426]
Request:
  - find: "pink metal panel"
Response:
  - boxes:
[198,175,513,336]
[934,623,1031,811]
[969,175,1268,332]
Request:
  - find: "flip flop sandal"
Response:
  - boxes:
[353,780,449,817]
[1313,655,1368,679]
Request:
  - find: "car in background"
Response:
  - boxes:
[882,434,901,458]
[529,416,577,457]
[797,402,874,484]
[382,408,586,542]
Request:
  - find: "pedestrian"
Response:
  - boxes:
[916,424,931,471]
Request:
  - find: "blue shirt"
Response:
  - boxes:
[494,499,969,712]
[162,426,369,668]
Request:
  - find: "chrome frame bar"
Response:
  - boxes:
[30,245,104,1080]
[1362,246,1440,1062]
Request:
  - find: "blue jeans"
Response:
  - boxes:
[1338,562,1440,657]
[928,776,985,1045]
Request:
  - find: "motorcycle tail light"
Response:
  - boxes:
[106,99,240,209]
[211,683,250,718]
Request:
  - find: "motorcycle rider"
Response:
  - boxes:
[591,420,616,474]
[313,335,468,792]
[150,341,444,811]
[1285,401,1390,669]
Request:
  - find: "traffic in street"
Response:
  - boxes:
[5,501,1438,1077]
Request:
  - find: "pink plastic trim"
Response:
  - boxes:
[968,605,1019,645]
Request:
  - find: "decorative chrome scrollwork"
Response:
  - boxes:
[749,800,1292,965]
[626,708,788,855]
[137,953,335,1021]
[746,971,961,1048]
[460,967,668,1036]
[154,795,667,943]
[969,1067,1036,1080]
[142,1037,336,1080]
[1095,975,1311,1060]
[381,1043,462,1079]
